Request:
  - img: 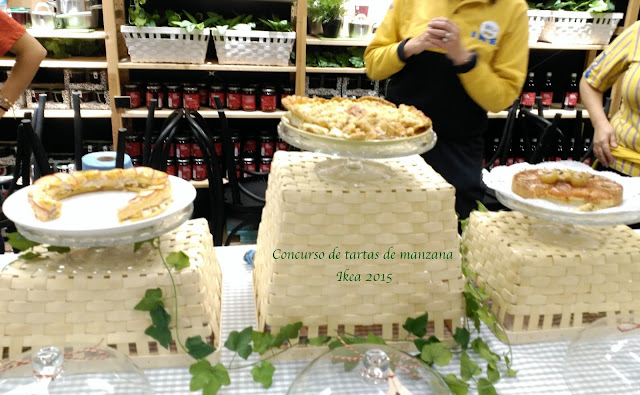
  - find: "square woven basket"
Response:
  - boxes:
[212,30,296,66]
[253,152,464,346]
[0,219,222,368]
[528,10,552,45]
[540,11,623,45]
[120,26,211,64]
[462,211,640,344]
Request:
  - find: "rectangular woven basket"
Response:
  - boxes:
[212,30,296,66]
[540,11,623,45]
[528,10,552,45]
[463,211,640,344]
[253,152,464,346]
[120,26,211,64]
[0,219,222,368]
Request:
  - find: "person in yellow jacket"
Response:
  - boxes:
[580,21,640,177]
[364,0,529,220]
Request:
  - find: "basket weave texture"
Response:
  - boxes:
[120,26,211,64]
[540,11,623,45]
[253,152,464,342]
[528,10,551,45]
[212,30,296,66]
[462,211,640,344]
[0,219,222,367]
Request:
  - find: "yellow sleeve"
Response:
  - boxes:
[458,2,530,113]
[364,0,406,81]
[583,21,639,92]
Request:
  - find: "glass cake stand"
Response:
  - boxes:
[278,112,437,187]
[1,176,196,269]
[484,161,640,250]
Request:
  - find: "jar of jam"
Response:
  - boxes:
[124,83,142,108]
[227,85,242,110]
[259,157,272,173]
[259,131,275,158]
[166,158,177,176]
[243,134,258,156]
[191,140,203,158]
[230,132,241,158]
[260,87,277,112]
[241,87,257,111]
[192,158,207,181]
[125,133,142,158]
[166,84,182,109]
[209,84,226,109]
[183,86,200,110]
[212,134,223,157]
[276,137,289,152]
[175,135,192,158]
[242,155,257,178]
[146,83,164,109]
[177,158,192,181]
[279,86,294,110]
[197,83,209,107]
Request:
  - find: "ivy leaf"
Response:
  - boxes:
[487,363,500,383]
[445,374,469,395]
[420,342,452,366]
[134,239,155,252]
[189,360,230,395]
[414,335,440,353]
[453,327,470,350]
[460,350,482,380]
[46,246,71,254]
[224,326,253,359]
[250,360,275,388]
[477,378,498,395]
[307,336,331,346]
[477,306,497,329]
[19,251,42,260]
[252,331,274,355]
[144,305,172,348]
[504,354,518,377]
[471,338,500,366]
[186,336,216,360]
[403,312,429,338]
[7,232,39,251]
[134,288,164,311]
[167,251,190,271]
[271,322,303,347]
[365,333,386,345]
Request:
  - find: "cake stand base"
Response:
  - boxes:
[529,221,601,250]
[314,158,394,187]
[65,243,154,273]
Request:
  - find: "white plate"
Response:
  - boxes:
[483,161,640,226]
[2,176,196,245]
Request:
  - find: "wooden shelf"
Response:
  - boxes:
[488,107,590,119]
[529,42,606,50]
[2,109,111,118]
[118,59,296,72]
[0,57,108,69]
[306,36,371,47]
[27,29,106,39]
[306,67,366,74]
[121,108,286,119]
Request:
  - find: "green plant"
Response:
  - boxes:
[258,15,293,32]
[309,0,347,23]
[528,0,615,12]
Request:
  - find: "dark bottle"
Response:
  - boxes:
[540,72,553,109]
[521,71,536,109]
[568,137,576,160]
[563,73,579,109]
[515,137,526,163]
[554,138,565,161]
[583,137,592,165]
[491,137,501,168]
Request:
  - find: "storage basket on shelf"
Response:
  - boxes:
[528,10,551,45]
[539,11,623,45]
[462,210,640,344]
[120,26,211,64]
[212,30,296,66]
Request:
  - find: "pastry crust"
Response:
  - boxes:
[27,167,173,222]
[281,95,432,140]
[511,168,623,210]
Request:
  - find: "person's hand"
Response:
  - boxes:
[403,17,471,65]
[592,120,617,167]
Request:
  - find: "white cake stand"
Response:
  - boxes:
[484,161,640,250]
[277,112,437,187]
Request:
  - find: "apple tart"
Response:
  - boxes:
[281,95,432,140]
[28,166,173,222]
[512,168,623,211]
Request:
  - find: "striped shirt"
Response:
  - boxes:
[584,21,640,176]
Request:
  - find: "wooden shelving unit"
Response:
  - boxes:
[0,57,108,69]
[118,59,296,72]
[27,29,107,39]
[121,108,285,119]
[488,107,590,119]
[2,109,111,118]
[306,66,366,74]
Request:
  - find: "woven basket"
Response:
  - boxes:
[120,26,211,64]
[540,11,623,45]
[528,10,551,45]
[212,30,296,66]
[253,152,464,345]
[462,211,640,344]
[0,219,222,368]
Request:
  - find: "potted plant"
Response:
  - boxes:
[307,1,324,36]
[314,0,347,38]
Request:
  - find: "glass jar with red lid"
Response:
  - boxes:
[227,85,242,110]
[175,135,192,159]
[124,83,142,108]
[242,155,257,178]
[259,130,275,158]
[183,86,200,110]
[260,87,277,112]
[166,84,182,109]
[192,158,207,181]
[241,87,257,111]
[197,83,209,107]
[209,84,226,109]
[165,158,177,177]
[125,133,142,158]
[279,86,294,110]
[146,83,164,109]
[177,158,192,181]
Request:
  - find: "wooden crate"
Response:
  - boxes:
[462,210,640,343]
[0,219,222,368]
[254,152,464,346]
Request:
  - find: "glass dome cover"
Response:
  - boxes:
[287,343,449,395]
[0,344,151,394]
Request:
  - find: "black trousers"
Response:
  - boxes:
[421,135,486,221]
